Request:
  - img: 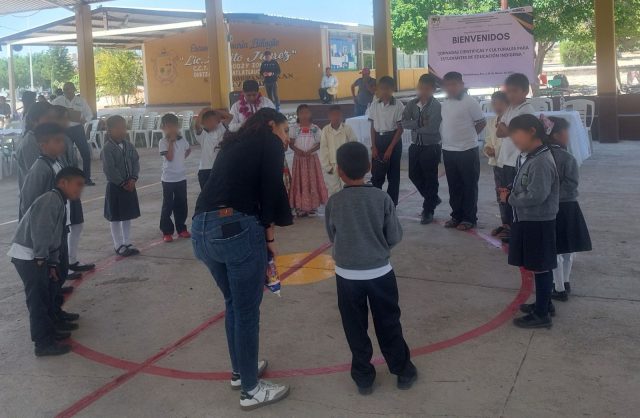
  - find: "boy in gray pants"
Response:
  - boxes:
[325,142,417,395]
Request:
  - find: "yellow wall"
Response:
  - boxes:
[333,70,376,100]
[398,68,429,92]
[143,23,324,106]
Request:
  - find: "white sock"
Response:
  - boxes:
[68,223,83,265]
[122,220,132,246]
[110,221,125,249]
[562,253,575,284]
[553,255,565,292]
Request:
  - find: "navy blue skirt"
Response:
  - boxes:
[104,183,140,222]
[556,201,592,254]
[509,220,557,272]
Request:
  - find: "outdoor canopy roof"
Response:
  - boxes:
[0,6,362,48]
[0,0,110,16]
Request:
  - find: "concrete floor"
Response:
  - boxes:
[0,141,639,418]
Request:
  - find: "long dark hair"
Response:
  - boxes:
[24,101,53,133]
[508,114,546,142]
[220,108,287,148]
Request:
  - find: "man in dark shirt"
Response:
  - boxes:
[259,51,281,111]
[351,68,376,116]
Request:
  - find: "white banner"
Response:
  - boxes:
[427,7,535,87]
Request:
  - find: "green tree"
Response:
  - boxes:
[95,49,143,105]
[40,47,76,89]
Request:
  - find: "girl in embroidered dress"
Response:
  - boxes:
[289,104,328,217]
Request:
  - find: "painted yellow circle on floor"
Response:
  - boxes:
[276,253,335,285]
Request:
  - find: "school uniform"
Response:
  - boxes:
[60,135,86,266]
[52,94,94,181]
[483,119,512,226]
[8,189,67,348]
[440,93,485,224]
[319,122,358,195]
[549,145,592,292]
[508,145,559,318]
[195,124,225,189]
[19,155,63,219]
[15,130,39,192]
[368,97,405,205]
[325,185,416,389]
[402,97,443,214]
[159,136,190,235]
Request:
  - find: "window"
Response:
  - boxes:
[362,34,374,52]
[363,53,375,70]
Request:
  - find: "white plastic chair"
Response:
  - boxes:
[480,100,494,113]
[529,97,553,112]
[87,119,105,158]
[562,99,595,152]
[178,111,194,144]
[139,112,157,149]
[129,114,148,148]
[149,115,164,148]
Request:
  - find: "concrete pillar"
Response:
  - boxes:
[75,4,97,117]
[594,0,619,143]
[7,45,16,118]
[373,0,394,78]
[205,0,232,109]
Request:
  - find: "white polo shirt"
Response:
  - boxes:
[196,124,225,171]
[159,137,190,182]
[496,102,537,167]
[367,98,405,133]
[440,94,485,152]
[51,95,93,127]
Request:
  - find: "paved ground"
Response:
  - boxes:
[0,141,639,418]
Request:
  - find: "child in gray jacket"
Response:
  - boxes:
[325,141,417,395]
[8,167,85,357]
[503,114,559,330]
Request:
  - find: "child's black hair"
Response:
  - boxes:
[55,166,85,183]
[418,73,437,88]
[296,104,311,124]
[24,101,52,132]
[548,116,570,141]
[491,91,508,103]
[337,142,370,180]
[106,115,127,129]
[242,79,260,92]
[201,110,218,121]
[378,75,396,89]
[161,113,180,127]
[443,71,463,82]
[505,73,530,92]
[508,114,546,141]
[328,104,342,113]
[34,122,65,143]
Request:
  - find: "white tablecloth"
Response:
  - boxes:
[346,110,591,166]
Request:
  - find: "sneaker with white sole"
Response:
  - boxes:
[239,380,290,411]
[230,359,268,390]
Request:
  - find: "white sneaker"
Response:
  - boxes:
[239,380,290,411]
[230,359,268,390]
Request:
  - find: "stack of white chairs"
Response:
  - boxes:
[87,119,105,159]
[149,115,165,148]
[529,97,554,112]
[562,99,595,152]
[178,111,195,144]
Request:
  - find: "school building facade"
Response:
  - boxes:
[142,13,429,106]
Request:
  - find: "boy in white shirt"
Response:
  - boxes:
[194,109,226,189]
[368,76,405,206]
[158,113,191,242]
[228,80,275,132]
[440,72,486,230]
[319,105,358,195]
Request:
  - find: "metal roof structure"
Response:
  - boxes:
[0,7,369,48]
[0,0,109,16]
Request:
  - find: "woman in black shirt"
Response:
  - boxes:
[192,108,292,410]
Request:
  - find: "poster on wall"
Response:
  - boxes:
[427,7,534,87]
[329,35,358,71]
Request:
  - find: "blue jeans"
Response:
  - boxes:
[191,210,267,392]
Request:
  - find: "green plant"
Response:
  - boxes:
[559,40,595,66]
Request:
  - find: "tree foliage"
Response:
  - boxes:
[0,47,76,90]
[95,49,143,105]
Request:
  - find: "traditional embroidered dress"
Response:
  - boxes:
[289,124,328,213]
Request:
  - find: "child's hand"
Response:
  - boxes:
[383,148,393,162]
[49,266,59,282]
[497,187,510,203]
[485,146,495,157]
[371,147,379,160]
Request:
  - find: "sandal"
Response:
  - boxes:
[444,219,460,228]
[125,244,140,256]
[456,222,476,231]
[115,245,129,256]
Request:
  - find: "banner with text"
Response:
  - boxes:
[427,7,534,87]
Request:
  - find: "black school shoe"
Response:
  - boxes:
[69,262,95,272]
[61,286,74,295]
[55,321,79,331]
[35,342,72,357]
[59,311,80,322]
[564,282,571,294]
[67,272,82,280]
[420,211,434,225]
[520,302,556,317]
[357,384,374,396]
[54,331,71,341]
[513,313,552,329]
[444,218,460,228]
[551,289,569,302]
[397,370,418,390]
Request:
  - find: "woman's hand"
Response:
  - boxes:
[266,241,277,258]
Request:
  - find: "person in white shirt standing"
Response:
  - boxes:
[194,109,226,189]
[318,67,339,104]
[52,82,95,185]
[319,105,358,195]
[440,72,486,231]
[494,73,536,242]
[368,76,405,206]
[158,114,191,243]
[228,80,275,132]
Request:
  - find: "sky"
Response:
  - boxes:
[0,0,374,53]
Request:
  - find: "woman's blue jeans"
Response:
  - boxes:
[191,210,267,392]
